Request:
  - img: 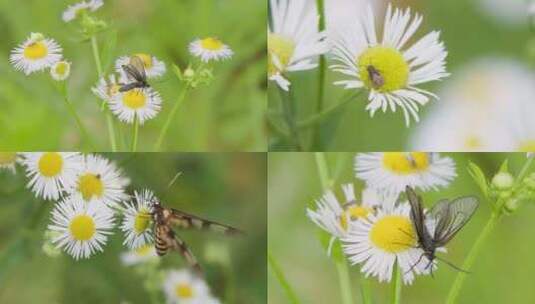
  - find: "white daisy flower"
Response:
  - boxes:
[268,0,328,91]
[120,189,156,249]
[355,153,456,195]
[48,195,114,260]
[342,202,436,285]
[306,184,390,255]
[0,152,20,173]
[329,4,449,126]
[115,54,166,78]
[120,244,159,266]
[410,58,535,152]
[21,152,83,201]
[163,269,220,304]
[50,60,71,81]
[10,32,63,75]
[92,74,121,102]
[66,154,130,207]
[62,0,104,23]
[109,88,162,125]
[188,38,233,63]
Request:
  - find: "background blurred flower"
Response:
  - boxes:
[10,32,62,75]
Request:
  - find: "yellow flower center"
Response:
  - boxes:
[268,33,295,76]
[69,215,96,241]
[175,283,194,299]
[78,173,104,201]
[133,53,153,69]
[200,37,224,51]
[0,153,17,166]
[358,46,409,92]
[340,205,373,231]
[54,61,69,76]
[134,209,151,234]
[24,41,48,60]
[38,152,64,177]
[370,215,415,253]
[135,244,153,256]
[382,152,430,175]
[518,140,535,152]
[122,90,146,109]
[464,136,483,150]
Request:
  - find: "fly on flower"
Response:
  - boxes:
[146,197,244,275]
[119,55,150,92]
[406,186,479,274]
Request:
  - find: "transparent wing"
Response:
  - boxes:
[122,64,143,82]
[169,207,244,236]
[405,186,430,241]
[428,196,479,246]
[129,55,146,80]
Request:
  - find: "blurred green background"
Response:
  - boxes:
[0,153,267,303]
[268,0,532,151]
[0,0,266,151]
[268,152,535,303]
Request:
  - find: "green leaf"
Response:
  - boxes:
[468,161,489,199]
[498,159,509,173]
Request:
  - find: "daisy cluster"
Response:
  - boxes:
[307,152,456,284]
[1,152,221,303]
[268,0,449,126]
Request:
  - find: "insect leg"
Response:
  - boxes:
[404,253,424,274]
[170,234,203,275]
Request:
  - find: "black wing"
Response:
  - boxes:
[122,56,146,82]
[169,208,244,236]
[130,55,147,80]
[406,186,431,243]
[427,196,478,246]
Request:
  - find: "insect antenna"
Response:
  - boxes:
[434,255,470,273]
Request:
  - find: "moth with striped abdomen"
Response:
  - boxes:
[151,200,243,274]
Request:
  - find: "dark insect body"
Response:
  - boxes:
[367,65,385,89]
[405,186,478,274]
[151,200,243,275]
[119,56,150,92]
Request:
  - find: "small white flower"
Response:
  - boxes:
[342,202,436,285]
[92,74,121,102]
[62,0,104,23]
[120,244,159,266]
[188,38,233,63]
[50,60,71,81]
[66,154,130,207]
[10,33,62,75]
[48,195,114,260]
[330,4,449,126]
[120,189,156,249]
[0,153,20,173]
[21,152,83,201]
[307,184,391,256]
[355,152,456,195]
[163,269,220,304]
[109,88,162,125]
[268,0,328,91]
[115,54,166,78]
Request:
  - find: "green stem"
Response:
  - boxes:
[391,263,402,304]
[360,277,373,304]
[336,259,354,304]
[298,91,362,129]
[91,35,117,151]
[312,0,326,149]
[515,156,534,189]
[268,251,301,304]
[445,212,500,304]
[131,116,139,152]
[279,87,303,151]
[58,83,94,150]
[154,86,189,151]
[314,152,331,190]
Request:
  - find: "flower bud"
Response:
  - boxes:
[491,172,514,190]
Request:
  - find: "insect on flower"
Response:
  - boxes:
[119,55,150,92]
[367,65,384,89]
[405,186,479,275]
[150,199,244,275]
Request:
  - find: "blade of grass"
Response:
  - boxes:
[268,251,301,304]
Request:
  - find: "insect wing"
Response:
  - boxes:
[428,196,478,246]
[129,55,147,80]
[169,207,243,235]
[122,64,144,82]
[405,186,431,242]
